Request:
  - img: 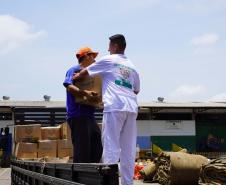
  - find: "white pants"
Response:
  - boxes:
[102,111,137,185]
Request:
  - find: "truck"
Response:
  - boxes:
[11,159,119,185]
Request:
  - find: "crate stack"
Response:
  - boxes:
[14,122,73,160]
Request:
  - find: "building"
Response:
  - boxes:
[0,100,226,153]
[138,102,226,152]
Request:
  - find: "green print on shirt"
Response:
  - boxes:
[114,63,135,72]
[115,79,132,89]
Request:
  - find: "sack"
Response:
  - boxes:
[153,152,208,185]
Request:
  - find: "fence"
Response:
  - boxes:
[11,159,119,185]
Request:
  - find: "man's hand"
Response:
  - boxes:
[83,90,100,102]
[84,90,97,96]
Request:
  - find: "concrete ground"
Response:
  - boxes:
[133,180,160,185]
[0,168,11,185]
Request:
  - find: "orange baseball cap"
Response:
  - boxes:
[76,47,98,59]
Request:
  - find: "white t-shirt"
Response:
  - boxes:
[87,54,140,113]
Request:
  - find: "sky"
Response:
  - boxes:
[0,0,226,103]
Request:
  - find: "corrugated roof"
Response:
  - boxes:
[0,100,226,108]
[0,100,65,108]
[139,101,226,108]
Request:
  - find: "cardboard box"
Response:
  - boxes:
[41,126,61,140]
[57,139,73,158]
[61,122,71,140]
[14,142,38,159]
[74,75,102,107]
[45,156,70,163]
[14,124,41,142]
[38,140,57,158]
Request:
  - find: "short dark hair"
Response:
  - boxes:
[109,34,126,50]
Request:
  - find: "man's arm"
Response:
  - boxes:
[73,69,89,81]
[66,84,97,98]
[66,84,86,97]
[63,67,97,98]
[74,57,113,81]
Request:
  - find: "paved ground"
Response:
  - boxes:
[0,168,11,185]
[1,167,159,185]
[133,180,160,185]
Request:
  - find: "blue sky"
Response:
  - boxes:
[0,0,226,102]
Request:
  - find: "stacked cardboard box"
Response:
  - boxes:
[14,124,41,158]
[14,124,41,143]
[58,139,73,158]
[15,142,38,159]
[61,122,71,140]
[41,126,61,140]
[38,140,57,158]
[14,123,73,160]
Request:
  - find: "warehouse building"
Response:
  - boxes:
[138,102,226,153]
[0,100,226,153]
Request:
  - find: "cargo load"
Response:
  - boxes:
[14,124,41,142]
[199,157,226,185]
[38,140,57,158]
[61,122,71,140]
[153,152,208,185]
[15,142,38,159]
[57,139,73,158]
[41,126,61,140]
[73,75,102,107]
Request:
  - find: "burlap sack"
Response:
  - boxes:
[199,157,226,185]
[153,152,208,185]
[139,161,157,181]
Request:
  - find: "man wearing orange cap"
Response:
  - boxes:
[63,47,102,163]
[73,34,140,185]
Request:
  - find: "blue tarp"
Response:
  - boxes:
[137,136,151,149]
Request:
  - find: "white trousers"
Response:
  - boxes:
[102,111,137,185]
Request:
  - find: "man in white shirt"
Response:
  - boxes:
[73,34,140,185]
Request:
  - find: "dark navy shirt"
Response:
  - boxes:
[63,65,95,120]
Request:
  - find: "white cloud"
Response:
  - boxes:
[208,93,226,102]
[0,15,46,55]
[191,33,219,47]
[169,84,206,101]
[175,0,226,14]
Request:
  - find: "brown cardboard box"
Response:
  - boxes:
[14,124,41,142]
[61,122,71,140]
[74,75,102,107]
[45,156,70,163]
[41,126,61,140]
[57,139,73,158]
[14,142,38,159]
[38,140,57,158]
